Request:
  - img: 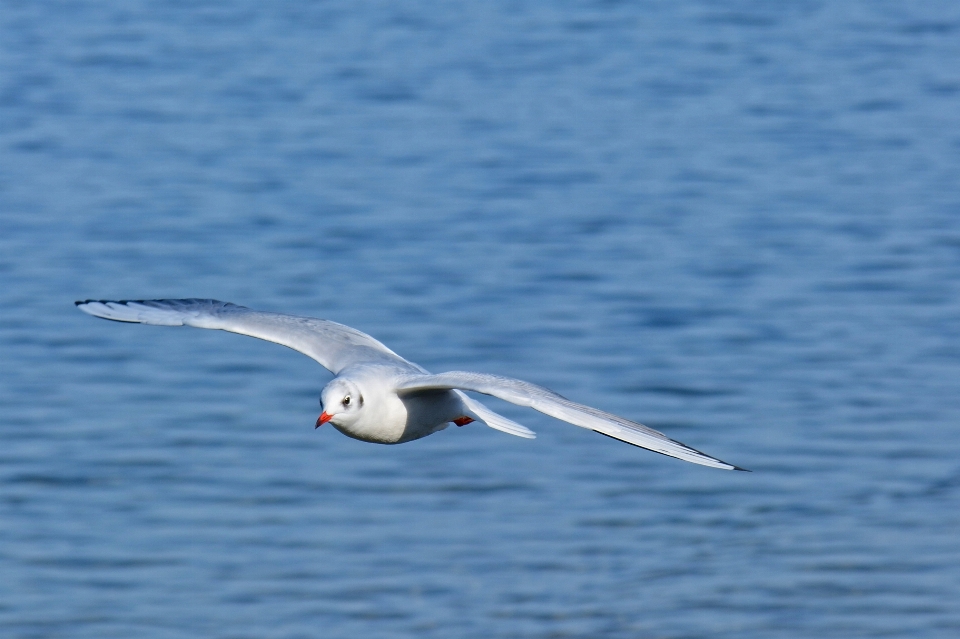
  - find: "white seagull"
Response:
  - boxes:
[76,299,745,471]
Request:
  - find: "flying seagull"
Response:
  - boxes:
[76,299,745,470]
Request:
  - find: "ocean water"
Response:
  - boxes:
[2,1,960,637]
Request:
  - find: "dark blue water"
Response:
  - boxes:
[3,2,960,637]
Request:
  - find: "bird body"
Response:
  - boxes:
[322,363,467,444]
[76,299,745,471]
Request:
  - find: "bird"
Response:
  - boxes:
[76,299,745,470]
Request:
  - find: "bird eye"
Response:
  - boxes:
[343,396,351,406]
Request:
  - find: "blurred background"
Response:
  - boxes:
[3,1,960,637]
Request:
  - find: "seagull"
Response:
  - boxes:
[76,299,745,470]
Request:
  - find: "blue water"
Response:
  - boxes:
[3,1,960,637]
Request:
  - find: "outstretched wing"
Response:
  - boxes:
[76,299,410,374]
[397,371,745,470]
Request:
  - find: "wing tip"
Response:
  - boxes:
[595,431,744,471]
[661,434,747,471]
[75,299,155,323]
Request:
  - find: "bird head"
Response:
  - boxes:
[317,378,364,428]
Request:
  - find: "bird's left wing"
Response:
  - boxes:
[76,299,410,374]
[396,371,745,470]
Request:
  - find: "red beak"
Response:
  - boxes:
[316,412,332,428]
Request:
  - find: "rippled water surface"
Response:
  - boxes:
[3,2,960,637]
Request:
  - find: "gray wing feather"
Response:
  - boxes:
[397,371,743,470]
[76,299,410,374]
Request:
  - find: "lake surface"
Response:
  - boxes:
[3,1,960,637]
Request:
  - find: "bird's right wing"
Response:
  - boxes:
[76,299,410,374]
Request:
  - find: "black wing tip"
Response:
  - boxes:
[667,438,749,472]
[76,299,136,306]
[595,431,742,470]
[76,298,228,306]
[75,299,144,323]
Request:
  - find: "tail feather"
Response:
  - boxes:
[456,391,536,439]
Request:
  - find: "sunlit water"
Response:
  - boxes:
[3,2,960,637]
